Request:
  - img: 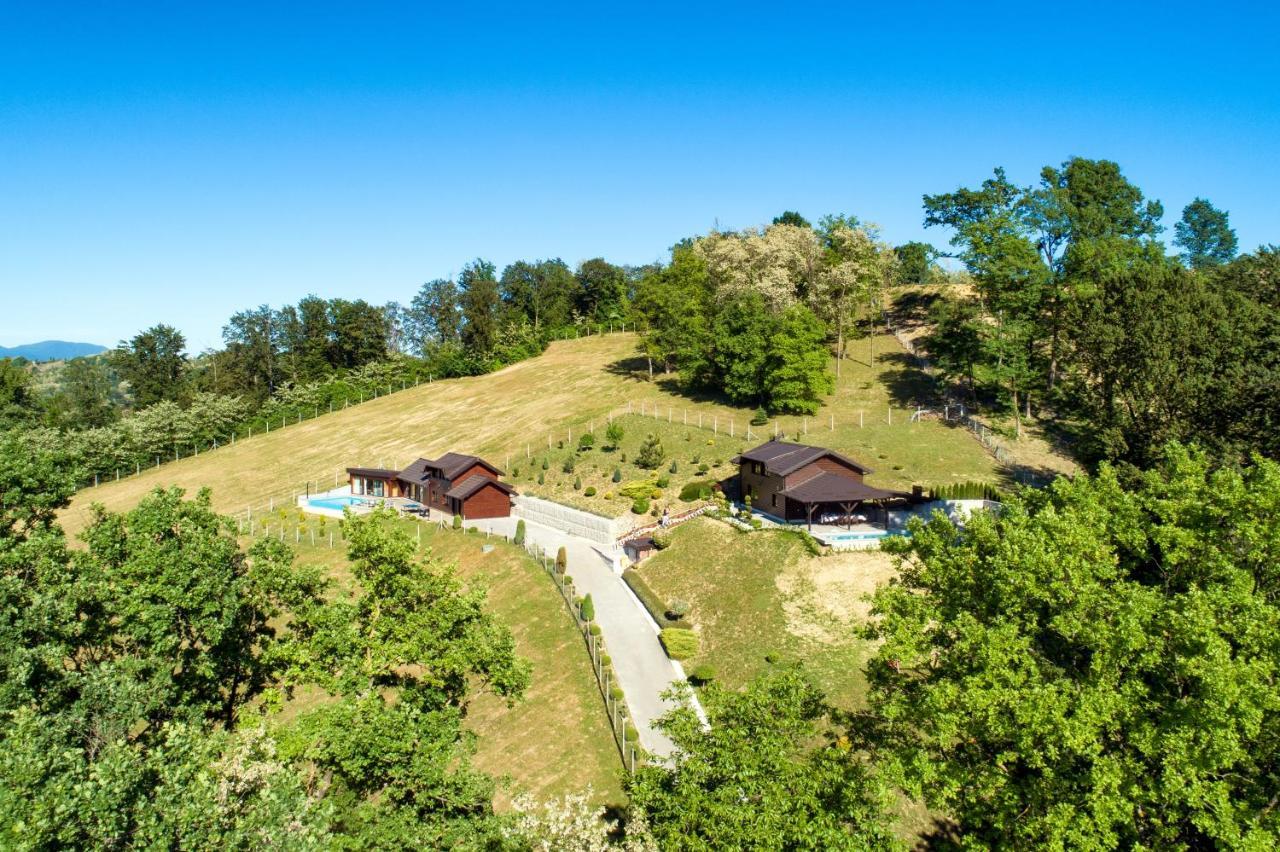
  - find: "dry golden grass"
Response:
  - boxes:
[64,331,1022,537]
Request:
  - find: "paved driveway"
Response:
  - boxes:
[472,515,695,759]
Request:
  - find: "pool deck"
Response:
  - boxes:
[298,486,426,519]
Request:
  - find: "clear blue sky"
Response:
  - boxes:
[2,1,1277,350]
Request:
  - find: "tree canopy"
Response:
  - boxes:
[867,445,1280,848]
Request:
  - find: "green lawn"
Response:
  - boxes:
[634,516,895,710]
[253,512,624,809]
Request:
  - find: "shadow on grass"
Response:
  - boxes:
[891,289,943,328]
[876,351,943,410]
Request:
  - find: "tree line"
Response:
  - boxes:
[920,158,1277,467]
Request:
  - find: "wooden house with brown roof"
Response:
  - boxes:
[347,452,516,520]
[735,439,909,529]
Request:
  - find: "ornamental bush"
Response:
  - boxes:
[666,599,691,620]
[668,460,678,474]
[589,623,602,637]
[632,496,650,515]
[584,486,597,497]
[514,519,526,545]
[636,433,665,470]
[656,475,670,488]
[555,546,567,573]
[452,514,462,530]
[659,628,699,660]
[562,456,575,474]
[573,476,582,490]
[610,685,624,702]
[580,593,595,622]
[751,406,768,426]
[689,664,716,685]
[680,482,712,502]
[577,432,595,450]
[612,467,622,483]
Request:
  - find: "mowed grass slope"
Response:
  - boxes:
[252,514,624,807]
[64,331,1005,536]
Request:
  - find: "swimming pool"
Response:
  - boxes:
[820,529,909,542]
[306,495,374,512]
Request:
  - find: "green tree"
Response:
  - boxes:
[893,241,935,284]
[764,305,833,414]
[772,210,812,229]
[459,259,501,355]
[632,248,713,379]
[709,290,773,404]
[112,324,187,407]
[0,358,36,428]
[500,258,576,330]
[327,299,388,369]
[575,257,628,323]
[635,433,665,470]
[605,420,625,450]
[48,356,117,428]
[406,278,462,352]
[1174,197,1238,269]
[628,668,898,850]
[867,446,1280,848]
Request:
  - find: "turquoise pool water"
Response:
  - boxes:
[821,529,909,542]
[307,495,371,511]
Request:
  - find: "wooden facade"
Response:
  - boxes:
[735,439,907,528]
[346,453,515,520]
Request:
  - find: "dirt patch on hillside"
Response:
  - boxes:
[776,549,898,644]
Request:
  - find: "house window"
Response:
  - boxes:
[371,479,385,497]
[771,494,777,508]
[752,462,764,476]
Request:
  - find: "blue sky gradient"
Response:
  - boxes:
[2,2,1277,349]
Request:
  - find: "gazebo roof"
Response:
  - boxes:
[779,472,906,504]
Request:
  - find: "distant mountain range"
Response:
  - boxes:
[0,340,108,362]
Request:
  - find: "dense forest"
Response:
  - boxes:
[3,157,1279,848]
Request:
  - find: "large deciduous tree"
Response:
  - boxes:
[627,669,898,850]
[867,445,1280,848]
[459,259,501,355]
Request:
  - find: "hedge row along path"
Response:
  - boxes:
[474,513,705,759]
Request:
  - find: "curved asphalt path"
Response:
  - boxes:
[472,515,703,759]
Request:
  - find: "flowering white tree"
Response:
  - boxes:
[506,788,656,852]
[694,223,822,312]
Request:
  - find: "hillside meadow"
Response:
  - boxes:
[62,331,1009,536]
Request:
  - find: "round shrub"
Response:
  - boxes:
[600,653,611,667]
[562,575,573,586]
[609,685,624,702]
[584,486,597,497]
[603,491,614,500]
[659,628,699,660]
[764,651,781,664]
[656,475,670,488]
[679,482,711,502]
[689,664,716,685]
[650,489,662,500]
[632,496,650,515]
[452,514,462,530]
[589,623,602,637]
[666,599,691,620]
[624,723,639,743]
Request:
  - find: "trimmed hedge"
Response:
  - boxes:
[659,628,699,661]
[929,481,1004,501]
[623,569,692,630]
[679,481,713,502]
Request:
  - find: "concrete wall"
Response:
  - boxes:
[513,494,625,547]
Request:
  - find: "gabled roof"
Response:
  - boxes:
[779,472,906,504]
[736,439,873,477]
[444,475,517,501]
[397,453,504,484]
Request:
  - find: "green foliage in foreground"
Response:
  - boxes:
[627,668,898,850]
[0,429,532,849]
[868,445,1280,849]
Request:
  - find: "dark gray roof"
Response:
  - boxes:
[737,439,873,476]
[347,466,400,479]
[444,475,517,501]
[396,453,504,484]
[779,472,905,504]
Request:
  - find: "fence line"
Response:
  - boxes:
[74,327,640,495]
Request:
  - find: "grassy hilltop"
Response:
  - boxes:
[63,331,1006,535]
